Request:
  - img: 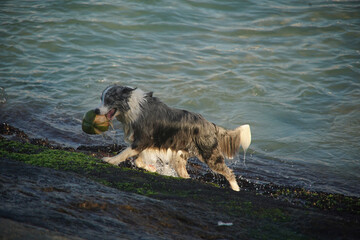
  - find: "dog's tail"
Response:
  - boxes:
[219,124,251,159]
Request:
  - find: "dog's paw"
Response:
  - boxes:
[102,156,116,164]
[144,164,156,173]
[230,181,240,192]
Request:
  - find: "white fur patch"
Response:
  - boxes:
[139,148,181,177]
[97,85,113,115]
[125,88,147,123]
[97,104,110,115]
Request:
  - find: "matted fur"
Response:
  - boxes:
[97,85,251,191]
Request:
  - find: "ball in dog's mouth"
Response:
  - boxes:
[82,110,110,135]
[106,108,117,120]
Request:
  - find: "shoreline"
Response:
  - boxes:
[1,122,359,207]
[1,122,359,239]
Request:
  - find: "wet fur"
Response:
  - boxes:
[97,85,251,191]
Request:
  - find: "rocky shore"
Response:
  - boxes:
[0,123,359,239]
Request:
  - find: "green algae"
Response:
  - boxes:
[1,137,359,215]
[0,138,192,198]
[2,137,359,214]
[1,137,359,240]
[0,139,111,172]
[272,187,360,214]
[223,200,289,223]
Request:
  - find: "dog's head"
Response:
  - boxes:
[95,85,137,121]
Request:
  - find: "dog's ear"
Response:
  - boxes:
[146,92,153,97]
[124,87,137,93]
[116,86,135,95]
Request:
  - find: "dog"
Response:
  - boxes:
[95,85,251,191]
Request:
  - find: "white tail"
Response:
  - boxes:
[238,124,251,152]
[219,124,252,162]
[237,124,251,164]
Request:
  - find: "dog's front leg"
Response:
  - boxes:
[102,147,139,165]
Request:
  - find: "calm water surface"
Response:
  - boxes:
[1,0,359,196]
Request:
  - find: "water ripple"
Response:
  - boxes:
[1,0,360,196]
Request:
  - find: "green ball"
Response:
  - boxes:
[82,110,109,135]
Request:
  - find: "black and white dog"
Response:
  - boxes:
[95,85,251,191]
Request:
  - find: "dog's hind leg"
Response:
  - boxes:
[103,147,139,165]
[206,154,240,191]
[173,152,190,179]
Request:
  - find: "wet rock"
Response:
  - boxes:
[0,123,28,139]
[1,123,360,239]
[0,218,83,240]
[0,158,241,239]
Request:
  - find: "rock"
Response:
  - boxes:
[0,158,219,239]
[0,218,83,240]
[1,124,360,239]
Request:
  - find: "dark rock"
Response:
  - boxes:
[0,158,231,239]
[1,123,360,239]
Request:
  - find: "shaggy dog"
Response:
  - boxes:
[95,85,251,191]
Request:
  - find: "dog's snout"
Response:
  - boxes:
[94,108,100,115]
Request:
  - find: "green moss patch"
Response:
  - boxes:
[271,187,360,214]
[0,138,196,198]
[0,139,110,172]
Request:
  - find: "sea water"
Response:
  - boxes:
[1,0,359,196]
